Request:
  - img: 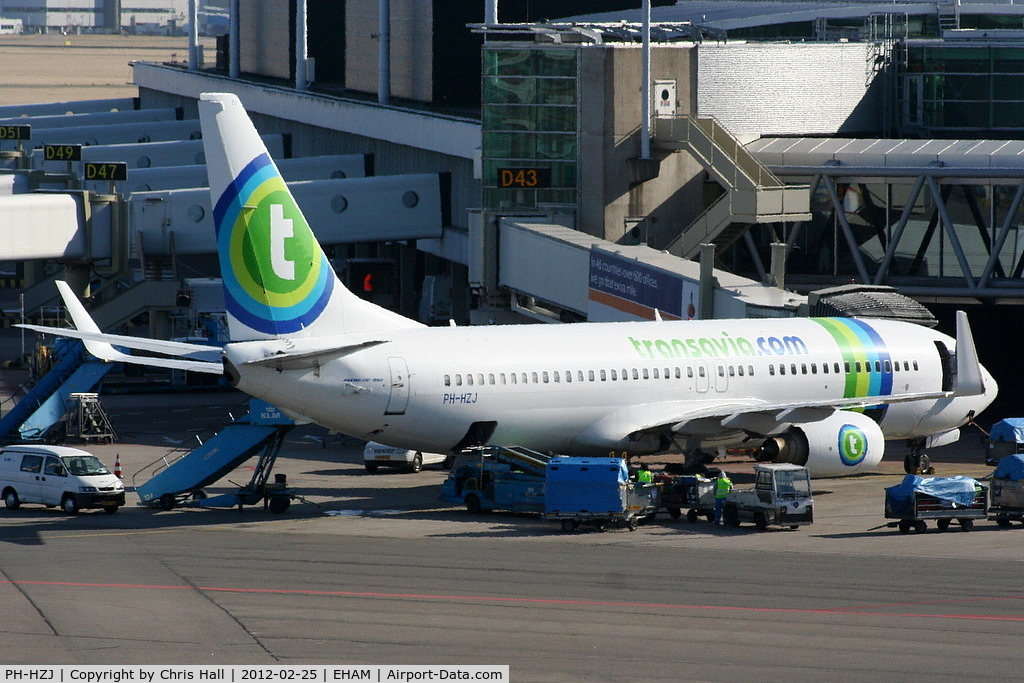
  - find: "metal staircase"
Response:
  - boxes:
[63,392,116,443]
[653,116,810,259]
[88,279,180,329]
[0,338,114,443]
[133,399,295,511]
[491,446,552,478]
[937,0,960,32]
[19,272,63,322]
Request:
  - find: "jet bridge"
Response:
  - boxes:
[116,154,371,192]
[131,172,448,255]
[0,97,138,118]
[746,136,1024,298]
[0,107,181,133]
[6,119,205,150]
[3,171,446,320]
[30,135,288,174]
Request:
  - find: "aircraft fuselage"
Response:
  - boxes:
[226,316,993,458]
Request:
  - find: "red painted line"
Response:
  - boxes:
[5,579,1024,623]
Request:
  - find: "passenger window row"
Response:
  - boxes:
[442,363,757,387]
[767,359,920,377]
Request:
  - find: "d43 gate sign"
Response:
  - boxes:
[497,167,551,188]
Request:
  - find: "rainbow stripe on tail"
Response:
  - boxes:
[198,93,418,341]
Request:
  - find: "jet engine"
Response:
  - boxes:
[757,411,885,477]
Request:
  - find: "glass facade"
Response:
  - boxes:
[902,44,1024,136]
[481,48,579,210]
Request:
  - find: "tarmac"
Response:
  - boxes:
[0,33,217,106]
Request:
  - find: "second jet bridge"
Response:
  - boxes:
[132,172,449,255]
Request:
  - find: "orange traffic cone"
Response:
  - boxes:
[114,453,123,479]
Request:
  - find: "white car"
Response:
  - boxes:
[363,442,453,473]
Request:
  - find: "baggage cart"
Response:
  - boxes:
[655,473,715,522]
[988,454,1024,527]
[884,475,987,533]
[986,419,1024,466]
[544,457,658,532]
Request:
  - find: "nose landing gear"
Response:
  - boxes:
[904,440,935,475]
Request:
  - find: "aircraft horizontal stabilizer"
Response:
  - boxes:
[241,339,390,371]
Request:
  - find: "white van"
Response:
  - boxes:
[363,441,453,473]
[0,445,126,514]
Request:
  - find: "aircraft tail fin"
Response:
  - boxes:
[197,92,421,341]
[954,310,985,396]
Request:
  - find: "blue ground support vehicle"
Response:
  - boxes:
[439,446,548,514]
[544,456,659,532]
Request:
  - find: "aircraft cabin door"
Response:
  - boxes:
[695,361,710,393]
[385,357,411,415]
[715,363,729,393]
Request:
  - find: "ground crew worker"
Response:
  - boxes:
[714,470,733,525]
[636,462,653,484]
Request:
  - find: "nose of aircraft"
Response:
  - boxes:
[980,364,999,412]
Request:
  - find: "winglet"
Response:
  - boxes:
[955,310,985,396]
[55,280,114,357]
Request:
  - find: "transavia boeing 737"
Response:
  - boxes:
[22,93,998,477]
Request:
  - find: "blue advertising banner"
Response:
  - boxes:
[588,249,695,320]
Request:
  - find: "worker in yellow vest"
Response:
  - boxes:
[714,470,733,525]
[636,462,653,484]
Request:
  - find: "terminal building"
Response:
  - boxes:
[3,0,1024,350]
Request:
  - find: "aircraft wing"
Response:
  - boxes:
[665,392,931,438]
[598,391,925,445]
[16,280,223,375]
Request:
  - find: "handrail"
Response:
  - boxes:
[653,115,810,259]
[666,192,750,258]
[695,117,784,188]
[129,406,242,492]
[653,115,786,191]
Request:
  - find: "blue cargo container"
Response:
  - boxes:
[544,457,658,532]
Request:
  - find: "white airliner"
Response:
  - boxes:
[22,92,998,477]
